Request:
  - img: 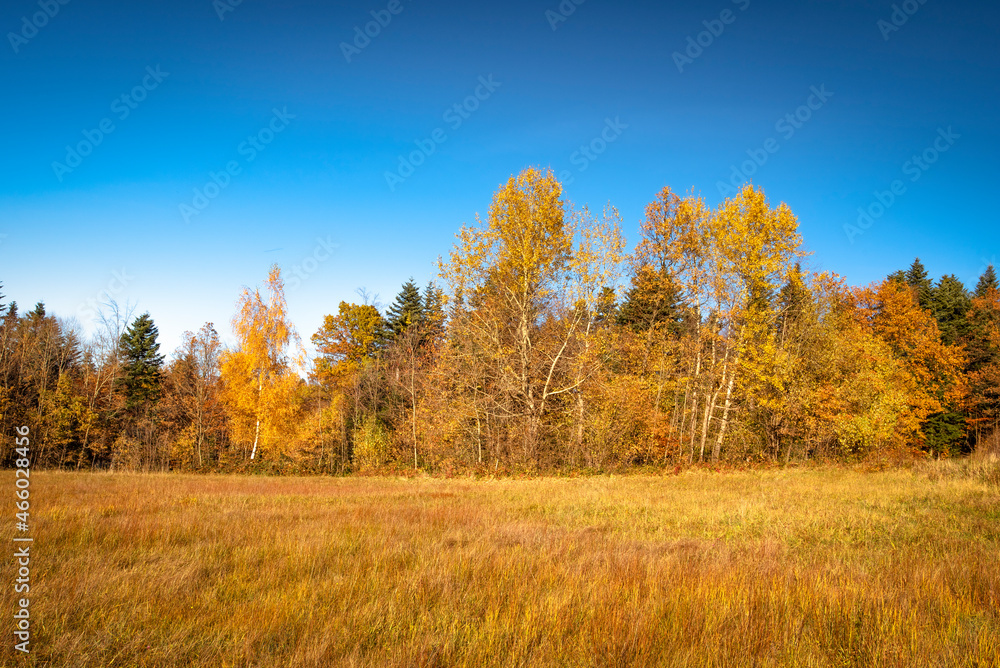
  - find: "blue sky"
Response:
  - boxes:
[1,0,997,356]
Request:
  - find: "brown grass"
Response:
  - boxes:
[2,466,998,667]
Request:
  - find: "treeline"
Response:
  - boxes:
[2,168,998,472]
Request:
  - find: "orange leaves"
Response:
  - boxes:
[854,280,966,406]
[843,279,968,451]
[964,287,1000,435]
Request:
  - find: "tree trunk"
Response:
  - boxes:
[410,355,418,470]
[698,394,714,463]
[688,392,700,463]
[711,368,737,464]
[250,375,262,460]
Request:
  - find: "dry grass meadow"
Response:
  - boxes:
[2,464,999,667]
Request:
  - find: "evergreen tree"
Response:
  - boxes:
[595,286,618,327]
[964,285,1000,442]
[905,258,934,311]
[385,278,424,337]
[922,411,968,457]
[922,273,973,452]
[422,281,446,340]
[617,267,683,334]
[119,313,165,411]
[975,265,998,298]
[932,275,972,346]
[886,270,906,285]
[0,281,5,317]
[777,262,810,340]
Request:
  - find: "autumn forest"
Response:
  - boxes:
[3,168,998,473]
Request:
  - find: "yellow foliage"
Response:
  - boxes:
[219,265,305,462]
[352,412,391,470]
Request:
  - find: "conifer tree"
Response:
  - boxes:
[617,266,684,335]
[422,281,446,341]
[964,282,1000,441]
[975,265,998,298]
[385,278,424,337]
[905,258,934,311]
[932,275,972,346]
[119,313,165,410]
[777,262,810,341]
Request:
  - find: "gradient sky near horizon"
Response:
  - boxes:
[1,0,998,356]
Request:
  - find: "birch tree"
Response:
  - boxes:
[440,167,623,465]
[220,266,301,462]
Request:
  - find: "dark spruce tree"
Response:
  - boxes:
[386,278,425,337]
[905,258,934,311]
[923,274,973,453]
[617,267,684,335]
[422,281,446,340]
[932,275,972,346]
[119,313,165,411]
[886,270,907,285]
[922,411,969,457]
[975,265,998,298]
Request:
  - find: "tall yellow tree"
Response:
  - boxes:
[440,167,624,465]
[628,184,805,463]
[220,266,302,462]
[707,184,805,462]
[630,187,712,462]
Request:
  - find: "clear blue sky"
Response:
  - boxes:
[2,0,997,356]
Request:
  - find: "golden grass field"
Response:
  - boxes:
[2,465,999,667]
